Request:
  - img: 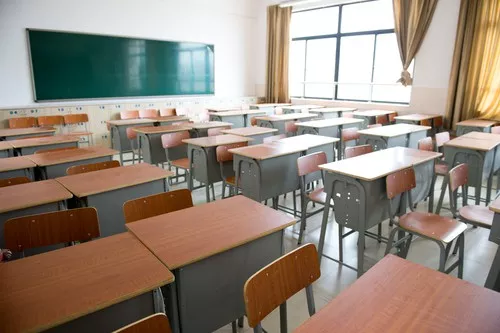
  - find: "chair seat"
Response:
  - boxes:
[307,187,333,206]
[459,205,494,229]
[171,158,190,170]
[435,163,448,175]
[399,211,467,244]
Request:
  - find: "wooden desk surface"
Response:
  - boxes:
[0,127,56,137]
[0,179,72,213]
[26,146,118,167]
[461,131,500,142]
[229,143,306,160]
[208,110,265,116]
[0,232,174,333]
[282,105,324,110]
[221,127,278,136]
[489,196,500,213]
[56,163,173,197]
[256,113,318,122]
[106,119,156,126]
[319,147,441,181]
[294,255,500,333]
[188,121,233,129]
[249,103,291,108]
[357,123,430,137]
[182,134,253,148]
[394,113,441,121]
[353,110,396,117]
[296,117,364,128]
[0,141,12,151]
[0,156,36,172]
[277,134,339,148]
[444,136,500,151]
[9,135,80,149]
[206,106,242,112]
[133,125,191,134]
[457,119,498,127]
[126,196,295,269]
[309,107,357,113]
[146,115,189,122]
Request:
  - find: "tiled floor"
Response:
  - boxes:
[132,156,498,332]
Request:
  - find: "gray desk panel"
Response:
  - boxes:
[138,132,169,165]
[456,125,491,136]
[353,115,375,129]
[407,131,428,149]
[209,115,245,128]
[17,141,78,156]
[4,132,55,141]
[41,156,112,179]
[0,150,9,158]
[256,120,286,135]
[246,133,273,145]
[249,106,275,115]
[311,111,341,119]
[359,134,407,151]
[0,168,34,180]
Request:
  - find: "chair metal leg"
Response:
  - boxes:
[452,237,460,255]
[292,190,297,217]
[338,224,344,262]
[377,223,382,243]
[221,181,226,199]
[305,285,316,316]
[437,241,447,273]
[357,231,365,278]
[401,233,413,258]
[435,175,449,214]
[238,316,244,328]
[298,197,307,245]
[211,184,216,201]
[279,302,287,333]
[254,323,263,333]
[205,184,210,203]
[458,234,465,279]
[232,321,237,333]
[384,227,399,255]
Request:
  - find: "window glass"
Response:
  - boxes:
[341,0,394,33]
[291,7,339,38]
[289,40,306,97]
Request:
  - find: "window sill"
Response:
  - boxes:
[290,97,410,110]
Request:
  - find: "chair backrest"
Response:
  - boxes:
[139,109,159,118]
[275,107,283,115]
[434,116,443,128]
[492,126,500,134]
[64,114,89,125]
[449,163,468,193]
[435,131,450,148]
[341,127,360,143]
[34,146,79,155]
[417,137,433,152]
[244,243,321,329]
[126,127,138,140]
[0,177,31,188]
[37,115,64,127]
[4,208,100,253]
[120,110,140,120]
[216,142,248,163]
[375,115,388,125]
[66,160,120,175]
[343,112,354,118]
[297,152,327,177]
[285,121,298,133]
[113,314,172,333]
[263,134,286,144]
[123,189,193,223]
[421,119,432,127]
[160,108,177,117]
[386,167,416,200]
[367,123,382,129]
[344,144,372,159]
[250,117,258,126]
[161,131,190,148]
[207,126,231,137]
[388,112,397,123]
[9,117,37,129]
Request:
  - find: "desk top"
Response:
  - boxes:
[0,232,174,333]
[309,107,357,113]
[9,135,80,149]
[229,143,306,160]
[444,136,500,151]
[0,156,36,172]
[221,127,278,136]
[0,179,72,213]
[320,147,441,181]
[56,163,172,197]
[277,134,339,148]
[296,117,364,128]
[457,119,498,128]
[249,103,291,108]
[461,131,500,142]
[208,110,266,116]
[188,121,233,129]
[0,141,12,151]
[282,105,324,110]
[26,146,118,167]
[206,106,242,112]
[294,255,500,333]
[394,113,441,121]
[133,125,191,134]
[183,134,253,148]
[126,196,295,269]
[146,115,189,122]
[353,110,396,117]
[106,119,156,126]
[0,127,56,137]
[357,123,430,137]
[256,113,317,122]
[489,196,500,213]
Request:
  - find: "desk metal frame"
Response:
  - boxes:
[0,166,34,180]
[38,155,113,180]
[15,141,79,156]
[359,129,427,151]
[208,114,245,128]
[456,125,493,136]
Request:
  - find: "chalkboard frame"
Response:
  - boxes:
[26,28,216,102]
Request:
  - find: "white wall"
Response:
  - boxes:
[0,0,259,108]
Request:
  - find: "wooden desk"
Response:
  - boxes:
[9,135,79,156]
[0,232,174,333]
[353,110,396,128]
[255,113,318,134]
[182,134,252,202]
[0,141,12,158]
[294,254,500,333]
[221,127,278,145]
[26,146,118,179]
[206,106,242,112]
[56,164,172,237]
[106,119,156,164]
[126,196,295,333]
[456,119,499,136]
[0,179,72,248]
[249,103,292,114]
[394,113,442,124]
[134,125,191,165]
[357,124,431,151]
[318,147,441,277]
[146,115,189,126]
[188,121,233,137]
[308,107,357,119]
[296,117,364,137]
[277,134,338,162]
[208,110,267,128]
[0,156,36,180]
[0,127,56,141]
[281,105,324,114]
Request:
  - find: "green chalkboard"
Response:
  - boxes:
[27,29,215,101]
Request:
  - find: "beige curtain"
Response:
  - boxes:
[446,0,500,128]
[393,0,438,86]
[266,5,292,103]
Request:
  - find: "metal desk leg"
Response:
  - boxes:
[485,246,500,292]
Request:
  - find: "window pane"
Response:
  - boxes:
[372,85,411,103]
[291,7,339,38]
[341,0,394,33]
[373,33,401,83]
[304,38,336,98]
[305,83,333,99]
[289,40,306,97]
[337,84,371,101]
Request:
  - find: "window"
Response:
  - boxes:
[290,0,412,104]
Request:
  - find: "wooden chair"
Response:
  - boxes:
[344,144,373,159]
[66,160,120,175]
[367,123,382,129]
[432,132,457,215]
[284,121,298,136]
[216,142,248,198]
[34,146,79,154]
[434,116,444,132]
[388,112,398,124]
[421,119,432,127]
[38,115,64,134]
[113,314,172,333]
[375,115,389,126]
[139,109,159,118]
[160,108,177,117]
[4,207,100,256]
[63,114,93,146]
[250,117,258,126]
[435,131,451,152]
[207,126,231,136]
[244,244,320,333]
[9,117,37,129]
[123,189,193,223]
[161,131,191,185]
[263,134,286,144]
[340,127,360,159]
[120,110,140,120]
[417,137,434,151]
[0,177,31,188]
[384,167,466,278]
[126,127,140,164]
